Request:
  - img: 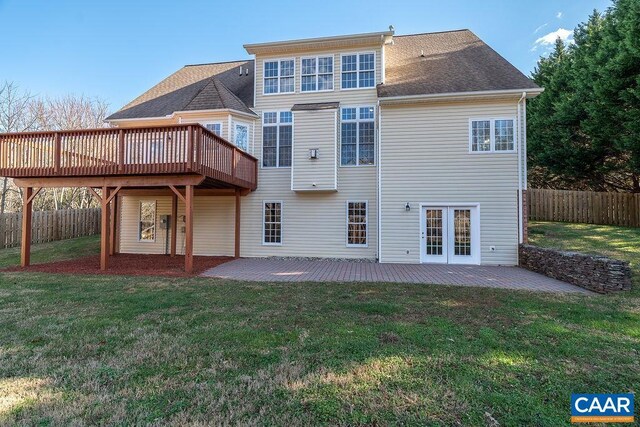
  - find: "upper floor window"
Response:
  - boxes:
[469,118,515,152]
[301,56,334,92]
[340,106,375,166]
[203,123,222,136]
[341,53,375,89]
[263,111,292,168]
[264,59,295,94]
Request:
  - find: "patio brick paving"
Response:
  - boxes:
[202,258,592,293]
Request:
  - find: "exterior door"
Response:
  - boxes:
[420,206,479,264]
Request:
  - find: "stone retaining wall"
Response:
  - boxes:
[519,244,632,294]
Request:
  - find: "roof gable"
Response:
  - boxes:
[378,30,539,98]
[107,60,255,121]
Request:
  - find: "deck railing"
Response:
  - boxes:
[0,124,257,189]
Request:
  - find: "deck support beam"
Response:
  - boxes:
[184,185,194,273]
[20,187,33,267]
[235,189,241,258]
[100,186,110,270]
[170,193,178,257]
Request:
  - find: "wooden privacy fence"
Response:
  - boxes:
[528,188,640,227]
[0,208,100,249]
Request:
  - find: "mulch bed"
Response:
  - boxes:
[2,254,234,277]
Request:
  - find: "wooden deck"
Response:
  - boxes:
[0,124,258,273]
[0,124,257,190]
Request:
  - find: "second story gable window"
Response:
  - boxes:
[301,56,334,92]
[341,106,375,166]
[263,111,292,167]
[341,53,375,89]
[264,59,295,94]
[469,118,515,153]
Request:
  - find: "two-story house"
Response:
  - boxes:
[0,28,541,272]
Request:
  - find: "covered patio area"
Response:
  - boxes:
[4,253,233,277]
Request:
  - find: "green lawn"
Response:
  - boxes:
[0,235,99,269]
[0,225,638,425]
[529,221,640,293]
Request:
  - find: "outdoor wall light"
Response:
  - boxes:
[405,202,411,212]
[309,148,318,159]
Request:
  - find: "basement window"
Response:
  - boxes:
[347,201,368,246]
[139,201,156,242]
[263,202,282,245]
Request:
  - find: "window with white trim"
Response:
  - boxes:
[341,52,375,89]
[347,201,367,246]
[204,123,222,136]
[138,201,156,242]
[301,56,334,92]
[263,202,282,244]
[263,112,292,167]
[470,118,515,152]
[263,59,295,94]
[341,106,375,166]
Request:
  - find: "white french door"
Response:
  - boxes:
[420,205,480,265]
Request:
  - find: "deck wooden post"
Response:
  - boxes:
[235,189,240,258]
[100,186,110,270]
[170,193,178,257]
[20,187,33,267]
[184,185,194,273]
[110,193,118,255]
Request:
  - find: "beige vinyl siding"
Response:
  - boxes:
[291,109,337,191]
[240,166,377,259]
[179,112,231,140]
[380,100,520,265]
[236,45,381,259]
[119,195,235,256]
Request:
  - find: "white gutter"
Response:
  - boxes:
[517,92,526,245]
[377,99,382,262]
[379,88,543,104]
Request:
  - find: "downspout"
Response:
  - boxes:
[517,92,526,245]
[377,99,382,262]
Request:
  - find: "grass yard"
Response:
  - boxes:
[0,223,638,425]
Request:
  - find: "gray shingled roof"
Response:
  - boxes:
[378,30,539,98]
[107,60,256,120]
[108,30,538,121]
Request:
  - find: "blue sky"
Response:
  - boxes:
[0,0,611,111]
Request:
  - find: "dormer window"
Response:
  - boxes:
[263,59,295,94]
[341,52,375,89]
[301,56,334,92]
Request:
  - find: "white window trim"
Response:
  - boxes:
[340,51,376,90]
[262,200,283,246]
[340,105,376,167]
[263,58,296,95]
[468,117,516,154]
[300,55,335,92]
[138,200,157,243]
[201,121,223,137]
[346,200,369,247]
[262,111,293,169]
